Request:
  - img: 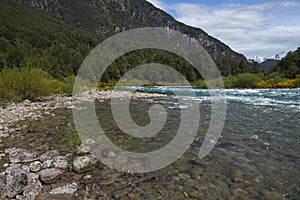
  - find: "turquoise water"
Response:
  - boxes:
[96,88,299,199]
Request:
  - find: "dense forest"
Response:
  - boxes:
[0,0,299,101]
[0,0,255,80]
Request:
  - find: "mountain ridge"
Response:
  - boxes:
[13,0,246,61]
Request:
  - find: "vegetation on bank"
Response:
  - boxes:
[0,67,75,102]
[1,63,299,102]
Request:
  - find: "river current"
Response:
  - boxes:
[95,87,299,199]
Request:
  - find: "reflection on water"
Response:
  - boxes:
[94,88,299,199]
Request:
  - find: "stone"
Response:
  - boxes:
[3,163,9,168]
[39,150,59,162]
[49,182,78,195]
[29,161,42,172]
[0,153,5,159]
[42,159,53,169]
[22,99,31,106]
[43,111,51,116]
[84,175,92,180]
[0,175,7,199]
[5,148,38,164]
[233,177,250,184]
[102,148,117,158]
[77,144,91,154]
[51,156,69,169]
[5,166,29,198]
[39,168,63,184]
[73,155,98,173]
[17,173,42,199]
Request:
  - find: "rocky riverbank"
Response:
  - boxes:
[0,91,166,138]
[0,91,167,199]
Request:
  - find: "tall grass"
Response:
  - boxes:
[0,66,75,102]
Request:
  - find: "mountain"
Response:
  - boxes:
[261,59,279,70]
[1,0,257,80]
[13,0,246,60]
[249,52,287,63]
[270,47,300,78]
[0,0,102,78]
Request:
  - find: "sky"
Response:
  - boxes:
[146,0,300,59]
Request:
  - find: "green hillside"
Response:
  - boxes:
[0,0,102,79]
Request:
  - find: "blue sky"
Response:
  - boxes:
[147,0,300,59]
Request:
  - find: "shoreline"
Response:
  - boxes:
[0,91,167,138]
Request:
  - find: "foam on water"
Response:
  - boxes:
[121,87,300,112]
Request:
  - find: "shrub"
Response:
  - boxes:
[0,67,53,101]
[0,66,74,102]
[233,73,262,88]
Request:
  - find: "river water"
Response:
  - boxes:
[95,87,299,199]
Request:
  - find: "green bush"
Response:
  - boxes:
[0,67,51,101]
[296,75,300,87]
[232,73,262,88]
[0,66,75,102]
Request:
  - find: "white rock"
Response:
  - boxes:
[29,161,42,172]
[17,173,42,199]
[250,135,259,139]
[50,182,78,195]
[73,155,97,173]
[51,156,69,169]
[77,144,91,154]
[3,163,9,168]
[42,159,53,169]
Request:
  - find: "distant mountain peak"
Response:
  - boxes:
[249,51,287,63]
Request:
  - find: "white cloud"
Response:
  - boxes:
[147,0,168,10]
[147,0,300,58]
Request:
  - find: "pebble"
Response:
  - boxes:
[3,163,9,168]
[183,192,189,198]
[84,174,92,180]
[29,161,42,173]
[233,177,250,184]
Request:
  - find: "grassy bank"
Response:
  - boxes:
[193,73,299,89]
[1,67,299,103]
[0,66,75,102]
